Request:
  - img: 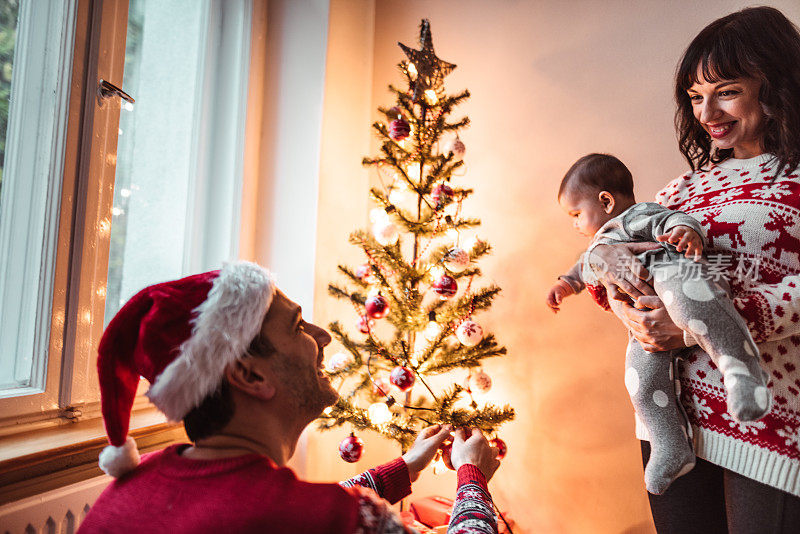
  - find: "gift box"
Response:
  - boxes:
[410,495,453,527]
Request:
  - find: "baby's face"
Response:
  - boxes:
[558,190,612,237]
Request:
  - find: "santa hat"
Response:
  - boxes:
[97,261,276,478]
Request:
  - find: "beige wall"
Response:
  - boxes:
[305,1,800,533]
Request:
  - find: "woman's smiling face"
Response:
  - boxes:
[687,70,766,159]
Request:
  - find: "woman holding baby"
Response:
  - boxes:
[592,6,800,533]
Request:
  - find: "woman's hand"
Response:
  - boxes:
[402,424,452,482]
[450,427,501,482]
[588,242,661,301]
[609,297,687,352]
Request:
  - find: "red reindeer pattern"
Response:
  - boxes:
[701,209,746,248]
[763,211,800,262]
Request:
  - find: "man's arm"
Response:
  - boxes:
[448,465,497,534]
[339,457,411,504]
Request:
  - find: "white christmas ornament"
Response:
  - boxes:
[444,137,466,161]
[368,402,392,425]
[325,352,354,373]
[468,369,493,394]
[456,319,483,347]
[373,220,399,246]
[370,208,390,224]
[443,247,470,273]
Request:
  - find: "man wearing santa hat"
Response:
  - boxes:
[78,261,500,533]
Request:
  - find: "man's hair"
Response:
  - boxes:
[558,153,634,199]
[675,6,800,176]
[182,332,277,442]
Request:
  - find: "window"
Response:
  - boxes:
[0,0,252,431]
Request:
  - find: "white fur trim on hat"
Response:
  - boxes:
[99,436,140,478]
[146,261,276,421]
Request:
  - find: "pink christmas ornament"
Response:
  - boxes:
[443,247,470,273]
[339,433,364,463]
[431,274,457,299]
[456,319,483,347]
[365,294,389,319]
[389,365,416,391]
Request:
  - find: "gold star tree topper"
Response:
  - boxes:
[398,19,456,104]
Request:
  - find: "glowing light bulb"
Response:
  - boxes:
[430,266,445,279]
[368,402,392,425]
[423,321,442,341]
[323,407,333,416]
[407,164,421,182]
[407,63,418,79]
[424,90,438,105]
[446,228,460,243]
[432,456,448,475]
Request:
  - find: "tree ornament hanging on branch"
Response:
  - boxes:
[444,136,466,161]
[443,247,470,273]
[456,319,483,347]
[432,274,458,299]
[365,294,389,319]
[339,433,364,463]
[389,117,410,141]
[390,365,416,391]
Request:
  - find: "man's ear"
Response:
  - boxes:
[598,190,616,214]
[225,358,276,401]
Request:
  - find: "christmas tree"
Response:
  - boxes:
[319,19,514,467]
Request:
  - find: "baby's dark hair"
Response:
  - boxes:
[559,153,634,199]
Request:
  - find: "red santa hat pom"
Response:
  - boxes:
[97,261,275,477]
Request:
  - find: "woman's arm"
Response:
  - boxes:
[732,274,800,343]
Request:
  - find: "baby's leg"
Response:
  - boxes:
[625,338,695,494]
[650,256,771,422]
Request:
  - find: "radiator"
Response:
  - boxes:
[0,476,109,534]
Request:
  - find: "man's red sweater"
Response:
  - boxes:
[77,444,496,533]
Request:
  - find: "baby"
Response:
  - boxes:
[546,153,771,494]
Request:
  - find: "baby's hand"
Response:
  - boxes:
[656,225,703,261]
[546,280,575,313]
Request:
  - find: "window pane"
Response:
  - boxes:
[0,0,19,216]
[105,0,206,322]
[0,0,75,395]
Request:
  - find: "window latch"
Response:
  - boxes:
[98,79,135,104]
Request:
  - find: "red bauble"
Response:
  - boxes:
[490,437,507,459]
[356,263,372,282]
[389,118,410,141]
[339,433,364,463]
[389,365,416,391]
[365,294,389,319]
[356,315,374,334]
[432,275,457,299]
[431,183,454,207]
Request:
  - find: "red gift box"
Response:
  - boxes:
[410,496,453,527]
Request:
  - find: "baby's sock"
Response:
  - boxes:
[718,355,771,422]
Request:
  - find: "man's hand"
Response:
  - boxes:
[450,427,501,482]
[587,243,659,301]
[402,425,452,482]
[546,280,575,313]
[657,225,703,261]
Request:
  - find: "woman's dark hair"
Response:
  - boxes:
[183,332,277,442]
[675,6,800,175]
[559,153,634,199]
